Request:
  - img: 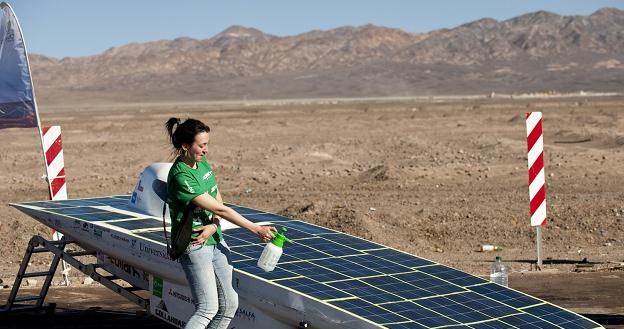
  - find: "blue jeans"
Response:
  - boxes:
[180,240,238,329]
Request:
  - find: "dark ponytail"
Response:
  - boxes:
[165,117,210,153]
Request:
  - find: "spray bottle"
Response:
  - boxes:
[258,227,290,272]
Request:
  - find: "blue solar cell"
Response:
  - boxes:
[382,301,460,327]
[222,233,254,247]
[226,225,313,242]
[110,203,140,212]
[413,294,493,323]
[445,292,519,318]
[366,249,434,268]
[277,277,351,300]
[134,230,168,243]
[469,283,540,309]
[229,251,253,263]
[562,316,603,329]
[279,254,301,263]
[279,241,331,260]
[25,201,80,209]
[244,212,293,223]
[229,205,266,216]
[108,200,132,206]
[469,320,518,329]
[224,228,260,243]
[91,196,129,203]
[78,212,134,221]
[342,254,413,275]
[280,262,349,283]
[329,299,408,324]
[279,220,336,235]
[48,207,107,215]
[228,238,300,263]
[55,199,102,207]
[362,276,434,300]
[250,244,312,263]
[234,259,299,281]
[230,245,264,260]
[501,313,560,329]
[313,258,381,279]
[322,233,384,250]
[384,322,428,329]
[85,195,149,212]
[330,279,403,304]
[393,271,466,295]
[270,227,314,240]
[296,237,363,257]
[523,304,600,329]
[418,265,488,286]
[110,219,164,230]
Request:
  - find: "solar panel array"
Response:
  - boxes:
[16,196,602,329]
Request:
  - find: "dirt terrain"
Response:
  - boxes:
[1,96,623,325]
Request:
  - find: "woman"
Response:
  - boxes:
[165,117,275,329]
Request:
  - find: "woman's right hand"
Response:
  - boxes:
[254,225,276,243]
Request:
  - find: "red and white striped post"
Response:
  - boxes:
[526,112,547,268]
[42,126,67,200]
[42,125,70,284]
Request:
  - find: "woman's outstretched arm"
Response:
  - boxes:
[191,193,275,242]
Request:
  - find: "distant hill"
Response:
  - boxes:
[29,8,624,104]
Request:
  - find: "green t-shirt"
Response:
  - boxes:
[167,156,223,246]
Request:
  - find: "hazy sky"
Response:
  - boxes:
[8,0,624,58]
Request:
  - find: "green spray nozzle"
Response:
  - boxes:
[271,227,290,248]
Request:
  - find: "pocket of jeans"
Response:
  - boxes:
[186,243,203,254]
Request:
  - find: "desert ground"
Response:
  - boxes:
[1,96,623,326]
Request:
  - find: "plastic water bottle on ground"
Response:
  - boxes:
[489,256,509,287]
[479,244,503,252]
[258,227,290,272]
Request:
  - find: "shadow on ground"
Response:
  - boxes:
[0,306,170,329]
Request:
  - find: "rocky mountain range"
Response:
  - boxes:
[29,8,624,104]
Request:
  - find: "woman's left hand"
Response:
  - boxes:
[254,225,276,242]
[192,224,218,246]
